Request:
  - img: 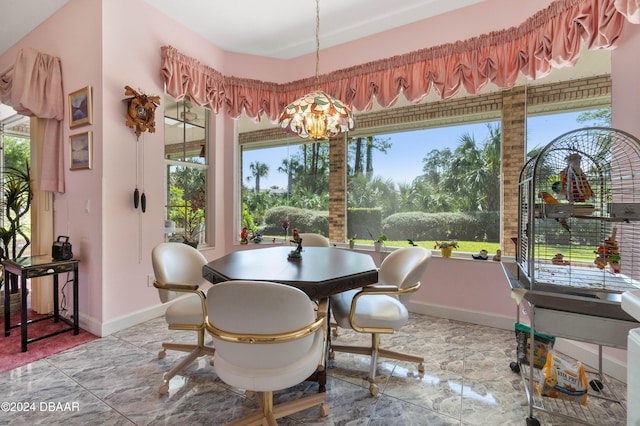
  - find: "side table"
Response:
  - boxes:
[3,256,79,352]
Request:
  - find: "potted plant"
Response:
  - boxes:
[373,232,387,252]
[250,230,263,244]
[348,234,357,249]
[0,163,32,314]
[435,240,459,258]
[182,207,204,248]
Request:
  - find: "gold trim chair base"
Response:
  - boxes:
[157,329,216,395]
[330,333,424,396]
[227,391,329,426]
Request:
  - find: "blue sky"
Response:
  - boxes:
[243,111,596,189]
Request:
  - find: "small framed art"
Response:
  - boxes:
[69,131,92,170]
[68,86,92,129]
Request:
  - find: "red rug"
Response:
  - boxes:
[0,308,98,373]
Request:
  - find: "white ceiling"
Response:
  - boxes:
[0,0,484,59]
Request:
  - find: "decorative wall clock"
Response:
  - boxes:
[123,85,160,139]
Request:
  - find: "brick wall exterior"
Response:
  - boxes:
[328,136,347,243]
[239,75,611,251]
[501,86,527,255]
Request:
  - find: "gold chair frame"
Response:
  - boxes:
[206,314,329,425]
[153,280,216,394]
[330,281,424,395]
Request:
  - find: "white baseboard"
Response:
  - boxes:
[408,300,627,383]
[86,303,168,337]
[408,299,515,330]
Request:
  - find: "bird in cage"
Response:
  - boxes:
[559,153,594,203]
[539,191,571,232]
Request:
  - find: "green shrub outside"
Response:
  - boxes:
[347,208,383,240]
[262,206,328,235]
[261,207,499,245]
[382,211,500,243]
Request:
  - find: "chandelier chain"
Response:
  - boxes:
[315,0,320,88]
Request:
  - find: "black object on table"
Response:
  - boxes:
[3,255,79,352]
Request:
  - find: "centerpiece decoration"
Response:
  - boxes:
[288,228,303,259]
[435,240,459,258]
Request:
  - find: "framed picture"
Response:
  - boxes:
[69,131,92,170]
[68,86,92,129]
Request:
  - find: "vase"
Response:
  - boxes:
[184,241,198,249]
[440,247,453,258]
[349,240,355,249]
[374,241,382,252]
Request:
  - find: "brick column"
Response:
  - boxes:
[501,87,526,256]
[329,135,347,243]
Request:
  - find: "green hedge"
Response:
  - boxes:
[346,208,382,240]
[262,206,328,236]
[382,211,500,242]
[261,207,499,243]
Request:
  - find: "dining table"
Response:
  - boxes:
[202,245,379,391]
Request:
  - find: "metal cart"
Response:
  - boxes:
[511,128,640,425]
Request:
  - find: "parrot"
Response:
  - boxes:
[539,191,570,231]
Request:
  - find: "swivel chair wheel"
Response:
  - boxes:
[158,349,166,360]
[526,416,540,426]
[320,403,330,417]
[417,362,424,373]
[328,349,335,360]
[159,383,169,395]
[369,383,379,396]
[510,361,520,373]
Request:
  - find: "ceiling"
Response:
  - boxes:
[0,0,484,60]
[0,0,610,129]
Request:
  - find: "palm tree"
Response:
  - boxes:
[247,161,269,193]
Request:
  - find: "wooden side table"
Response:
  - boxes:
[3,255,79,352]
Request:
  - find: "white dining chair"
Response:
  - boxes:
[298,232,330,247]
[151,242,215,394]
[330,246,431,395]
[206,280,329,424]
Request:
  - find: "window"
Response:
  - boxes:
[241,140,330,240]
[346,122,501,252]
[237,76,612,253]
[164,97,209,246]
[0,111,32,258]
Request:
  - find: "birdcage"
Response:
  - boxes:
[518,127,640,296]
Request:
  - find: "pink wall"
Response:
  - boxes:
[1,0,638,341]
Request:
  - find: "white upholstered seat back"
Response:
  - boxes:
[207,281,322,372]
[299,233,330,247]
[151,242,209,303]
[379,246,431,303]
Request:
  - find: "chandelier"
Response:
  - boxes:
[278,0,355,140]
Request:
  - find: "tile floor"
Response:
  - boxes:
[2,312,628,425]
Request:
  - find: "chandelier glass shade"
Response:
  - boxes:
[279,90,354,140]
[278,0,354,140]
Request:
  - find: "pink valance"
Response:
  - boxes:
[0,48,65,193]
[161,0,639,125]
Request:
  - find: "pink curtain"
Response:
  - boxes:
[0,48,64,193]
[615,0,640,22]
[161,0,639,125]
